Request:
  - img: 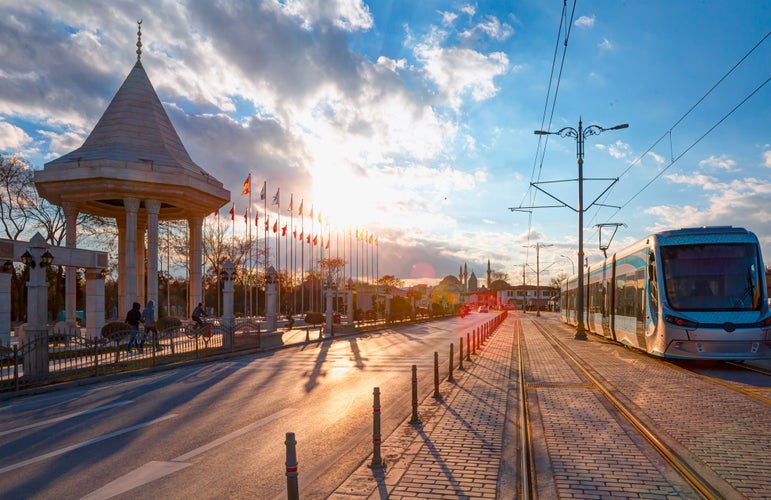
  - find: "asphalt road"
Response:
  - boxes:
[0,313,496,499]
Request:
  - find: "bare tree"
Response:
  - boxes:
[0,153,35,240]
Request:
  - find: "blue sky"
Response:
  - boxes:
[1,1,769,285]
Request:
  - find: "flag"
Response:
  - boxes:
[317,210,321,223]
[282,225,287,236]
[293,228,297,238]
[306,234,310,244]
[298,199,303,216]
[265,214,269,231]
[299,231,303,241]
[241,175,250,195]
[244,209,247,223]
[313,235,318,246]
[325,237,330,249]
[229,204,235,221]
[272,188,280,206]
[309,207,313,219]
[255,212,259,227]
[212,209,218,218]
[369,234,373,244]
[288,194,293,213]
[273,221,278,233]
[260,181,266,201]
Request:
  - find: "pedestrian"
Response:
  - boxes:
[192,302,206,328]
[141,300,158,351]
[125,302,142,353]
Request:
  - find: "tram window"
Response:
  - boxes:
[648,253,659,317]
[615,274,626,316]
[661,243,762,311]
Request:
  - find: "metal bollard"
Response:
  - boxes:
[433,352,440,399]
[285,432,299,500]
[449,343,455,382]
[369,387,386,469]
[466,333,471,361]
[459,337,465,371]
[471,331,476,355]
[410,364,421,424]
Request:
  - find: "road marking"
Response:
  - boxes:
[0,414,177,475]
[80,408,295,499]
[0,400,135,437]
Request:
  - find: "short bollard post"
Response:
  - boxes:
[449,343,455,382]
[459,338,465,371]
[433,351,440,399]
[285,432,299,500]
[466,333,471,361]
[471,331,476,355]
[410,364,421,424]
[369,387,386,469]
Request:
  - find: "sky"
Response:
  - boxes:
[1,1,769,286]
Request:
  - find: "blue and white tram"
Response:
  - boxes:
[561,226,771,360]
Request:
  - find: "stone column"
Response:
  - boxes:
[117,220,126,320]
[136,215,146,307]
[145,200,161,312]
[62,202,79,327]
[265,266,278,332]
[0,264,11,347]
[188,215,203,318]
[85,268,105,338]
[123,198,139,315]
[23,233,50,377]
[221,259,235,348]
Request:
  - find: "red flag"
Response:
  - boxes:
[229,204,235,221]
[273,221,278,233]
[244,209,247,223]
[306,234,310,244]
[299,231,303,241]
[255,212,259,227]
[241,175,250,195]
[325,238,330,249]
[282,225,287,236]
[265,215,269,231]
[212,209,218,218]
[313,235,318,246]
[293,228,297,238]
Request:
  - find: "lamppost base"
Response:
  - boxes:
[574,328,587,340]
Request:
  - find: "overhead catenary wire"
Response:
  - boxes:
[519,0,576,278]
[585,30,770,234]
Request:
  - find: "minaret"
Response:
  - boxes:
[464,263,468,291]
[487,259,491,289]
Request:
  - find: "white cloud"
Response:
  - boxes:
[574,15,595,29]
[595,140,631,160]
[597,38,613,51]
[459,15,514,42]
[763,150,771,168]
[699,154,737,171]
[0,120,32,150]
[414,28,509,110]
[278,0,374,31]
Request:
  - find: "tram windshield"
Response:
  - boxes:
[661,243,762,311]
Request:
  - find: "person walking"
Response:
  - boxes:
[125,302,142,353]
[141,300,158,352]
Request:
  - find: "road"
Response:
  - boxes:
[0,313,495,499]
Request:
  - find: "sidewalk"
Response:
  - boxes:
[331,314,517,499]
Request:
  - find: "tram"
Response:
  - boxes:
[561,226,771,360]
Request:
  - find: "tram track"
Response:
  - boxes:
[525,319,723,500]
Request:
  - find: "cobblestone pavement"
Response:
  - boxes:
[330,315,517,499]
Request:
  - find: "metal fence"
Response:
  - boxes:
[0,320,262,393]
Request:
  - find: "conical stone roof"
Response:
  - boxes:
[35,58,229,220]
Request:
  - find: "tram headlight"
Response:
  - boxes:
[664,314,699,329]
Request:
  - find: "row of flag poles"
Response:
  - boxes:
[210,173,379,317]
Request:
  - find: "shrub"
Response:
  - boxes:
[304,312,324,325]
[101,321,130,341]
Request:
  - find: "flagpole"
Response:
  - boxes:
[300,199,304,315]
[248,173,252,317]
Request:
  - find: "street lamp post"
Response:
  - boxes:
[560,254,575,275]
[524,243,553,316]
[535,119,627,339]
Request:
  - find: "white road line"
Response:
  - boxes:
[173,407,294,461]
[80,408,295,500]
[0,414,177,475]
[0,400,135,437]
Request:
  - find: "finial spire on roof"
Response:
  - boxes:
[136,19,143,61]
